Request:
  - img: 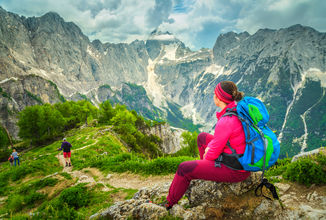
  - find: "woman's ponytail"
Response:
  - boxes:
[220,81,244,102]
[233,90,244,102]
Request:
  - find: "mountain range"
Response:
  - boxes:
[0,7,325,157]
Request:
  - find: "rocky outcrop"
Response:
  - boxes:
[90,171,326,219]
[291,147,326,162]
[90,173,263,219]
[0,75,63,137]
[143,123,184,154]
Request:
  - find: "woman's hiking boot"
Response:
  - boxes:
[159,201,173,210]
[69,163,71,167]
[65,162,68,167]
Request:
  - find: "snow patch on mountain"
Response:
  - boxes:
[305,68,326,87]
[161,43,178,61]
[0,77,18,84]
[180,102,202,124]
[204,64,225,77]
[143,59,167,108]
[87,45,100,58]
[299,89,325,153]
[279,70,307,142]
[279,67,325,143]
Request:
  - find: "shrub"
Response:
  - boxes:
[24,192,46,207]
[144,156,193,175]
[6,194,24,212]
[283,155,326,186]
[58,184,90,209]
[18,177,59,194]
[265,158,291,178]
[34,177,58,188]
[10,165,34,181]
[266,154,326,186]
[33,202,82,219]
[59,172,72,180]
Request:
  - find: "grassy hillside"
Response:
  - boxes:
[0,107,325,219]
[0,125,194,219]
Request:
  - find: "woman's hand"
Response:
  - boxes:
[204,147,210,158]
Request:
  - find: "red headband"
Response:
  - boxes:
[214,83,233,104]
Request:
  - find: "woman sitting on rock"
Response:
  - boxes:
[163,81,251,210]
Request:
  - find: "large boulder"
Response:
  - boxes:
[291,147,326,162]
[90,170,326,219]
[185,172,261,207]
[90,172,264,219]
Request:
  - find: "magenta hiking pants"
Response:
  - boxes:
[166,132,250,206]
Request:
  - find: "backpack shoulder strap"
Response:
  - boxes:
[222,106,238,117]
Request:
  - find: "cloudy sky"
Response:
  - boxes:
[0,0,325,50]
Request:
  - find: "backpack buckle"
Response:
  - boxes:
[215,155,223,168]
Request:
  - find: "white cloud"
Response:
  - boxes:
[235,0,326,34]
[0,0,325,50]
[0,0,156,43]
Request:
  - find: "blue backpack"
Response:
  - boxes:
[215,97,280,199]
[215,97,280,173]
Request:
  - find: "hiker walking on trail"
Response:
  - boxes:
[11,149,20,166]
[58,138,72,167]
[161,81,251,210]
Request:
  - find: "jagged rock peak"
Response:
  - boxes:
[40,11,64,22]
[148,29,178,41]
[212,31,249,64]
[91,39,103,51]
[213,31,250,49]
[282,24,318,32]
[218,31,250,40]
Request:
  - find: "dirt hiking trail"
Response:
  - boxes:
[56,144,173,190]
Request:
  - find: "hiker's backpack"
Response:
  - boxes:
[8,156,13,162]
[216,96,280,172]
[215,97,280,200]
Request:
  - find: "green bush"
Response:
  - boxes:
[34,178,58,188]
[0,126,10,162]
[18,177,58,194]
[33,202,82,219]
[173,131,198,157]
[59,172,72,180]
[87,153,194,175]
[58,184,90,209]
[266,154,326,186]
[6,194,24,212]
[265,158,291,178]
[10,165,34,181]
[6,191,46,212]
[98,100,114,124]
[0,170,11,196]
[144,157,193,175]
[24,192,46,207]
[283,155,326,186]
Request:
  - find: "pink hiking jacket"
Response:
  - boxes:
[204,101,246,161]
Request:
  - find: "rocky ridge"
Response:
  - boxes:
[90,171,326,220]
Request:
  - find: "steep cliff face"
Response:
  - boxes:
[0,7,325,156]
[0,75,63,137]
[143,123,184,154]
